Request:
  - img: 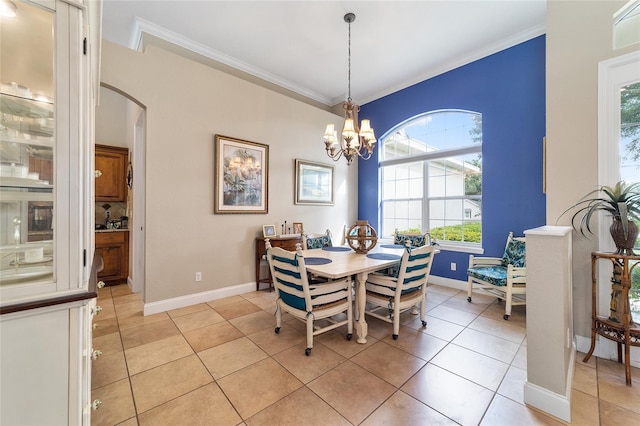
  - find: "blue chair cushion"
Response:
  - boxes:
[394,233,427,248]
[306,235,332,249]
[468,266,508,287]
[501,239,526,267]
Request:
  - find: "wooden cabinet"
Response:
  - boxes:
[95,145,128,202]
[255,235,301,291]
[96,231,129,284]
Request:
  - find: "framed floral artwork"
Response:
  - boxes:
[214,135,268,214]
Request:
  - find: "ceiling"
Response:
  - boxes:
[101,0,546,108]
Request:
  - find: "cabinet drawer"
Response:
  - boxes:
[96,231,126,245]
[271,239,300,251]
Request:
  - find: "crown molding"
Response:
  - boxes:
[128,17,545,108]
[360,23,547,106]
[129,17,334,106]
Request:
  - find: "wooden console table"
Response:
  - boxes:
[255,235,301,291]
[584,252,640,386]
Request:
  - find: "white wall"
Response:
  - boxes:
[95,87,129,148]
[100,40,356,304]
[546,0,640,338]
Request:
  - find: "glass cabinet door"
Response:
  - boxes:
[1,0,88,305]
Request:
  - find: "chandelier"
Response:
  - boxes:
[323,13,376,165]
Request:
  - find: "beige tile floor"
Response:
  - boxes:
[91,284,640,426]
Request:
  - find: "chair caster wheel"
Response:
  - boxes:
[503,314,510,320]
[421,321,427,327]
[392,334,398,340]
[346,333,352,341]
[305,348,312,356]
[275,327,280,334]
[467,296,472,302]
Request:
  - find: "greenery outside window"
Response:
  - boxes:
[621,81,640,322]
[380,110,482,249]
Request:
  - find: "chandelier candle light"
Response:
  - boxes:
[323,13,376,165]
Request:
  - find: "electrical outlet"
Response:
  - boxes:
[450,262,456,271]
[195,272,202,282]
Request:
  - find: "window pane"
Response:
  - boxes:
[445,199,464,220]
[408,178,422,198]
[429,200,445,219]
[621,82,640,183]
[444,164,464,197]
[409,162,423,179]
[408,200,422,218]
[382,110,482,161]
[395,201,408,218]
[382,166,396,181]
[620,81,640,252]
[462,153,482,196]
[429,175,446,197]
[382,180,395,199]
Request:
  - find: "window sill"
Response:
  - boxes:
[436,242,484,255]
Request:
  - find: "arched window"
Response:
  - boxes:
[379,109,482,248]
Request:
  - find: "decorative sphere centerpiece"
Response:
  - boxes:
[346,220,378,254]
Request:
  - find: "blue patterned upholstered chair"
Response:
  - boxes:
[364,245,435,340]
[303,229,333,249]
[393,229,431,248]
[467,232,526,320]
[266,244,352,356]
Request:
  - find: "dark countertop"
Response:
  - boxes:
[95,228,129,233]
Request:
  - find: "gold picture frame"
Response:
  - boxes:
[214,134,268,214]
[293,222,304,234]
[262,225,276,238]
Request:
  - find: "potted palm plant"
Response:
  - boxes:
[561,181,640,255]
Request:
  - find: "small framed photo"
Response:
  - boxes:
[263,225,277,238]
[294,159,334,205]
[293,222,304,234]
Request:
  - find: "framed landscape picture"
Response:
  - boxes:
[294,159,334,205]
[214,135,268,214]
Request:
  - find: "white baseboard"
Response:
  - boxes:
[143,282,255,316]
[140,275,462,317]
[429,275,468,291]
[523,341,575,422]
[524,382,571,422]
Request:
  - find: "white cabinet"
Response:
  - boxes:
[0,0,91,305]
[0,0,100,424]
[0,297,97,425]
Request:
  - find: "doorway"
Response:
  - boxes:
[598,50,640,367]
[95,85,146,298]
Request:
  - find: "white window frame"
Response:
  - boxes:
[379,110,483,253]
[597,50,640,367]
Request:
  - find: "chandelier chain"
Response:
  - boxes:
[347,17,352,102]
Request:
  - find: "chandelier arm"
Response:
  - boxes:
[326,146,344,162]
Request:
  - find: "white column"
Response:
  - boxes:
[523,225,573,422]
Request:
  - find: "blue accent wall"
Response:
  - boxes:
[358,35,546,281]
